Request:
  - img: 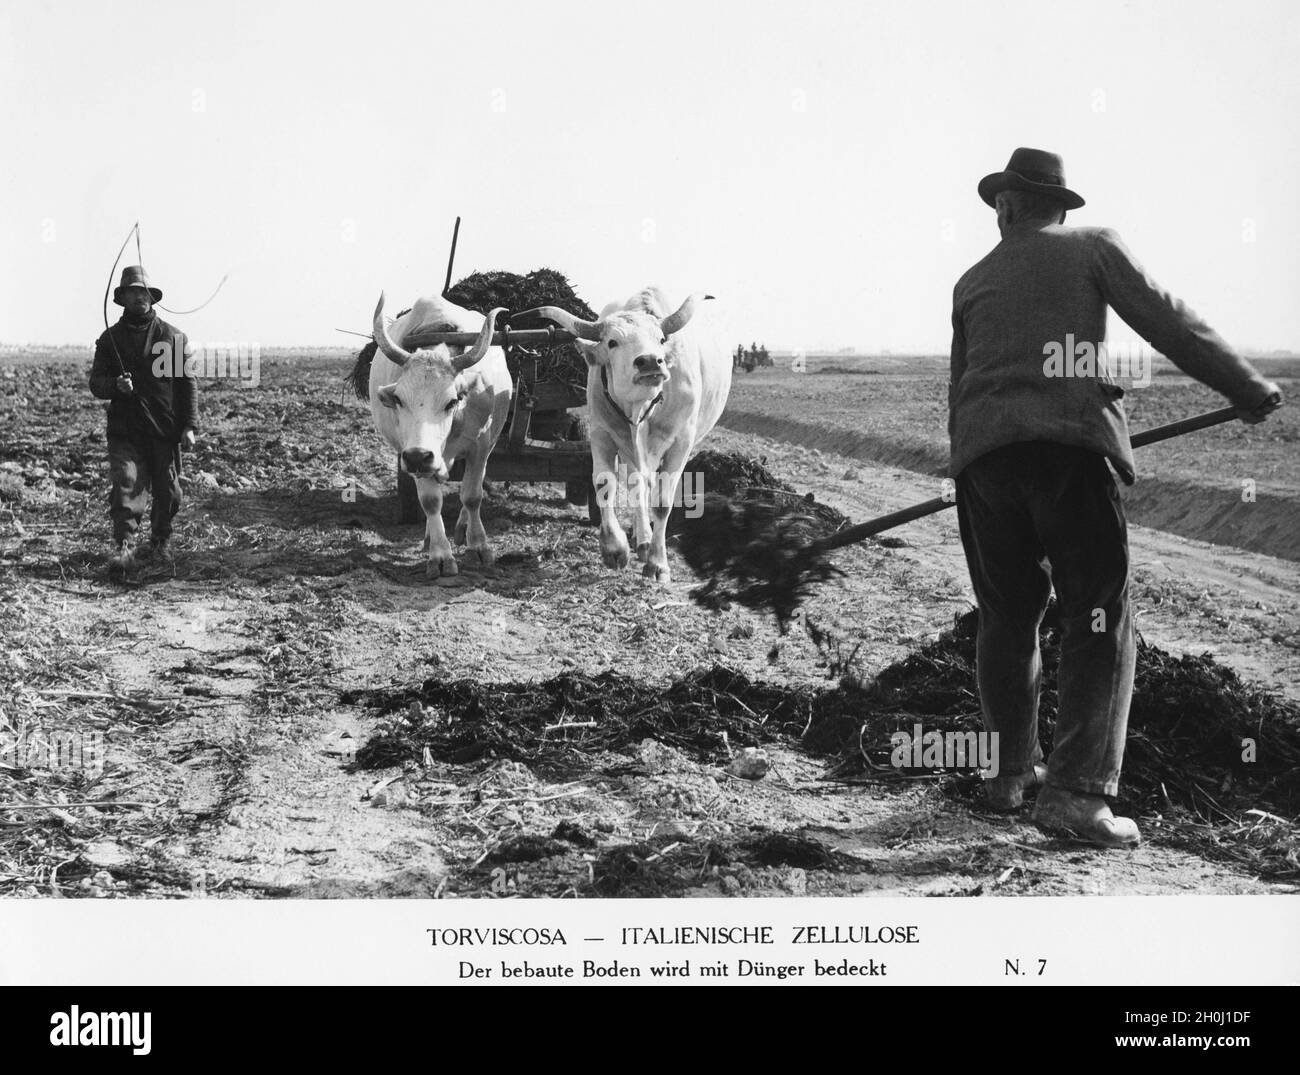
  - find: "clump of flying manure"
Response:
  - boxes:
[679,493,845,630]
[679,484,882,629]
[669,450,849,629]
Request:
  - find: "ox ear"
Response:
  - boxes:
[575,339,607,368]
[376,383,401,409]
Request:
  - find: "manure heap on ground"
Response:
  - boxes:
[670,449,847,535]
[856,604,1300,876]
[346,602,1300,881]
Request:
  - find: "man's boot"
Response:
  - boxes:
[108,537,135,573]
[1032,786,1141,848]
[984,762,1048,812]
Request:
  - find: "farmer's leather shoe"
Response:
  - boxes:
[107,539,135,572]
[1032,786,1141,849]
[984,763,1048,811]
[136,537,173,565]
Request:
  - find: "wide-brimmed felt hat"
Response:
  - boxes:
[113,265,163,305]
[978,147,1085,210]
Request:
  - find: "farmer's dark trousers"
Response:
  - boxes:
[108,436,181,543]
[955,442,1136,798]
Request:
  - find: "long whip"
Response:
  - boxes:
[101,221,140,376]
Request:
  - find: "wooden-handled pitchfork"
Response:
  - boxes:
[807,405,1242,554]
[678,404,1266,626]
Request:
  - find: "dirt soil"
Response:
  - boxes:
[2,352,1298,899]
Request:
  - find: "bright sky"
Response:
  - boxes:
[2,0,1298,353]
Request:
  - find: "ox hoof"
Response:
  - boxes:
[470,545,495,567]
[642,562,671,583]
[600,528,631,569]
[426,556,459,579]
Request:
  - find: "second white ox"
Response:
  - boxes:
[535,287,732,582]
[370,294,512,577]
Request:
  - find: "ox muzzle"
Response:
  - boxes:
[633,353,669,385]
[401,448,449,482]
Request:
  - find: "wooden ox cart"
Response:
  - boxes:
[389,220,598,524]
[393,321,598,525]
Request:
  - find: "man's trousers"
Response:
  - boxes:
[107,436,182,544]
[955,441,1136,797]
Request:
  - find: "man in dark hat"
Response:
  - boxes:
[949,148,1282,847]
[90,266,199,571]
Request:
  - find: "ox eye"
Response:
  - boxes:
[660,337,667,345]
[606,339,617,350]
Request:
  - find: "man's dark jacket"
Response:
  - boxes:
[90,314,198,441]
[949,225,1272,483]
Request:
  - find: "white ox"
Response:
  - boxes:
[369,294,512,577]
[535,287,732,582]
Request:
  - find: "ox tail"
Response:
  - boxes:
[629,286,673,318]
[346,341,376,400]
[344,305,414,401]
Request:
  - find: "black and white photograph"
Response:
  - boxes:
[1,0,1297,1020]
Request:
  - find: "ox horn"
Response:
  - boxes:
[452,307,507,372]
[660,292,714,337]
[372,292,412,368]
[531,306,603,342]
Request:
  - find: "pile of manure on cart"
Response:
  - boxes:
[346,268,597,400]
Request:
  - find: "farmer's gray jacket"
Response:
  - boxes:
[90,314,198,442]
[948,224,1272,483]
